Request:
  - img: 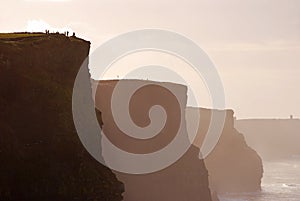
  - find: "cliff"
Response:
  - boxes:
[0,33,123,200]
[186,108,263,194]
[235,118,300,160]
[93,80,213,201]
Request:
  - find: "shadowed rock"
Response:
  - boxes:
[186,107,263,194]
[235,118,300,160]
[0,33,123,201]
[94,79,213,201]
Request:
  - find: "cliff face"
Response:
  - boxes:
[0,33,123,200]
[186,108,263,194]
[94,80,212,201]
[235,119,300,160]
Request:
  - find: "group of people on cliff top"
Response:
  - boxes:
[45,29,75,37]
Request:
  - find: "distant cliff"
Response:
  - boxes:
[235,118,300,160]
[186,108,263,194]
[0,33,123,200]
[93,80,213,201]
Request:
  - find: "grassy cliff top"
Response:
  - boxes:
[0,32,44,38]
[0,32,90,44]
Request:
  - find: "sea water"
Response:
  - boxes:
[219,158,300,201]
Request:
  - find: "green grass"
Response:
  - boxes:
[0,32,45,39]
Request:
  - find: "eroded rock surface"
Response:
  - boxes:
[0,33,123,201]
[94,80,213,201]
[186,108,263,194]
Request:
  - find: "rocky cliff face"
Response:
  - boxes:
[94,80,213,201]
[0,33,123,201]
[235,118,300,160]
[186,108,263,194]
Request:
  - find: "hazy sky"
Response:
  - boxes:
[1,0,300,119]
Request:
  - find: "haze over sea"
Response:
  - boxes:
[220,158,300,201]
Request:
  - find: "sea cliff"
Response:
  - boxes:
[0,33,124,201]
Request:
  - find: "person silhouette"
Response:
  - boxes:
[66,31,69,36]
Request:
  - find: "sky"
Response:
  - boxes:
[1,0,300,119]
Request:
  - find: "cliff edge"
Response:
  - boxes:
[0,33,123,200]
[186,108,263,194]
[93,80,213,201]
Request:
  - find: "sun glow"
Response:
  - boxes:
[26,20,50,32]
[24,0,72,2]
[26,20,73,33]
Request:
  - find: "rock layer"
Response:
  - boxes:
[186,108,263,194]
[235,118,300,160]
[94,80,213,201]
[0,33,123,201]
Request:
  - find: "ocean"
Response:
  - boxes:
[219,158,300,201]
